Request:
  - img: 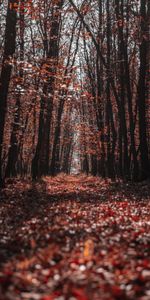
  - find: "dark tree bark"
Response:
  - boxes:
[31,0,63,179]
[115,0,130,179]
[137,0,149,180]
[5,0,25,178]
[31,96,45,180]
[50,107,63,176]
[106,0,117,179]
[0,0,18,186]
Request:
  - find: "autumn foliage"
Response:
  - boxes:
[0,1,150,297]
[0,0,149,184]
[0,175,150,299]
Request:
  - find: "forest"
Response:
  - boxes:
[0,0,150,300]
[0,0,149,183]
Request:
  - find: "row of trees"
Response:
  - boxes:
[0,0,78,185]
[0,0,149,186]
[71,0,150,180]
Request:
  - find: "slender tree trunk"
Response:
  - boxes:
[32,0,63,179]
[31,95,45,180]
[120,0,138,179]
[50,121,62,176]
[0,0,18,186]
[5,0,24,178]
[106,0,116,179]
[115,0,131,179]
[137,0,149,180]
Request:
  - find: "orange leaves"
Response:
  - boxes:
[9,0,33,15]
[81,31,92,40]
[16,257,36,270]
[83,239,94,260]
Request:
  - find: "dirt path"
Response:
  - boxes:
[0,175,150,300]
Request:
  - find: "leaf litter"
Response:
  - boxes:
[0,175,150,300]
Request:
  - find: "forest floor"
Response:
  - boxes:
[0,174,150,300]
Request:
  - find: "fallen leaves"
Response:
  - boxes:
[0,175,150,300]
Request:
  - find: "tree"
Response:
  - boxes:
[0,0,18,186]
[137,0,149,180]
[0,0,149,182]
[31,0,63,179]
[5,0,25,178]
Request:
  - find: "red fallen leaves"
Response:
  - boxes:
[41,291,61,300]
[0,273,12,285]
[131,215,140,222]
[72,288,89,300]
[111,285,125,298]
[0,175,150,300]
[42,289,88,300]
[141,259,150,269]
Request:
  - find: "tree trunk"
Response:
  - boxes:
[5,0,24,178]
[32,0,63,179]
[137,0,149,180]
[0,0,18,186]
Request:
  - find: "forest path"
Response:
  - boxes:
[0,175,150,300]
